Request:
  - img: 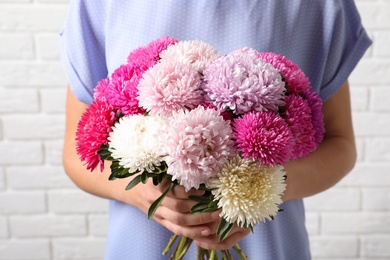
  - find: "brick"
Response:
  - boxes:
[0,239,50,260]
[350,86,368,111]
[310,236,358,258]
[361,235,390,258]
[0,167,4,190]
[353,112,390,137]
[362,188,390,211]
[0,33,34,60]
[371,86,390,111]
[373,31,390,57]
[355,138,364,162]
[304,188,360,211]
[88,214,108,236]
[36,33,61,60]
[322,212,390,234]
[338,163,390,187]
[0,5,68,32]
[10,215,86,237]
[40,87,66,113]
[48,190,108,213]
[0,61,67,87]
[349,60,390,85]
[0,191,46,214]
[53,238,106,260]
[0,141,43,165]
[0,217,8,238]
[365,137,390,162]
[2,114,65,140]
[0,88,39,113]
[44,140,64,165]
[6,165,75,189]
[356,3,390,29]
[305,212,319,236]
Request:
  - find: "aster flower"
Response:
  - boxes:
[159,40,221,74]
[304,89,325,145]
[208,156,286,227]
[76,99,116,171]
[258,52,310,95]
[159,106,236,191]
[93,78,110,101]
[127,36,178,68]
[283,94,317,159]
[108,115,165,173]
[137,61,203,117]
[232,111,294,166]
[104,64,146,116]
[203,50,286,115]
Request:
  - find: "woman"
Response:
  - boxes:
[61,1,371,259]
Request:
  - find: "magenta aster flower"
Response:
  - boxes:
[258,52,310,95]
[159,106,236,191]
[104,64,146,116]
[203,50,286,115]
[232,111,294,166]
[304,89,325,145]
[76,99,116,172]
[283,94,317,159]
[137,61,203,117]
[127,36,178,68]
[159,40,221,74]
[93,78,110,101]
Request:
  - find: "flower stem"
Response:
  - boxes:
[163,234,178,255]
[174,236,188,260]
[177,238,192,260]
[233,244,248,260]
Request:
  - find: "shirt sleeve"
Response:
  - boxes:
[319,0,372,101]
[60,0,108,105]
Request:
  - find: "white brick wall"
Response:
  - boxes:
[0,0,388,259]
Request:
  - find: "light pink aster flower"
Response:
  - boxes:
[160,106,236,191]
[283,94,317,160]
[203,50,286,115]
[104,64,146,116]
[258,52,310,95]
[137,61,203,117]
[76,99,116,172]
[304,89,325,145]
[159,40,221,74]
[232,111,294,166]
[127,36,178,68]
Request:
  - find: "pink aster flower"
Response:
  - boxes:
[159,40,221,74]
[304,89,325,145]
[104,64,146,116]
[203,50,286,115]
[258,52,310,95]
[127,36,178,68]
[283,94,317,160]
[232,111,294,166]
[137,61,203,117]
[201,102,233,121]
[159,106,236,191]
[76,99,116,172]
[93,78,110,101]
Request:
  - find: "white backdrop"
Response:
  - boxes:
[0,0,389,259]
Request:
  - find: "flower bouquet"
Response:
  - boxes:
[76,36,325,259]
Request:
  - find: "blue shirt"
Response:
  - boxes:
[60,1,371,259]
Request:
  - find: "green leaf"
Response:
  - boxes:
[188,195,211,204]
[190,202,209,214]
[217,218,234,242]
[125,175,142,190]
[148,182,174,220]
[141,171,149,184]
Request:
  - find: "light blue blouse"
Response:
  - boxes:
[60,1,371,259]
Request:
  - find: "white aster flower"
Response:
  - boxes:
[108,115,165,173]
[208,156,286,228]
